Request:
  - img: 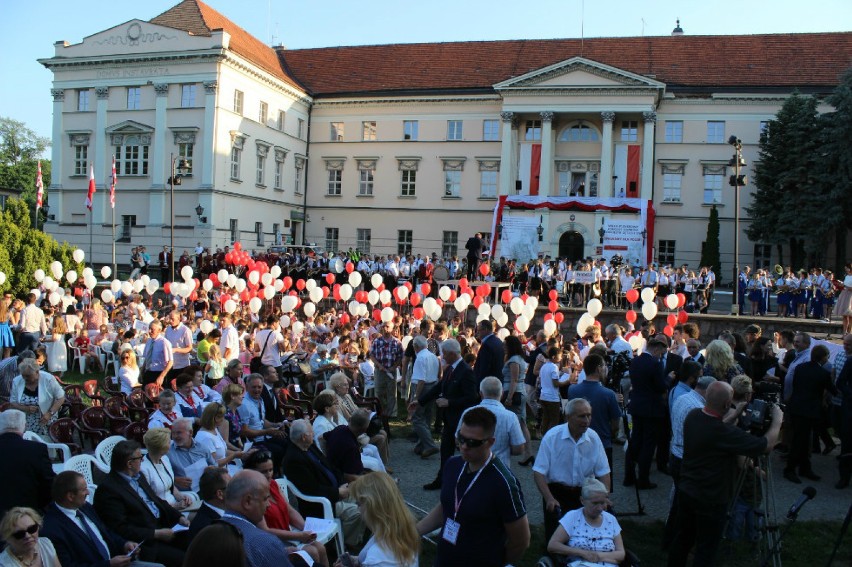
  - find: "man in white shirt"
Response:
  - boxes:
[255,315,286,377]
[165,310,193,382]
[219,315,240,363]
[408,336,440,459]
[18,293,47,353]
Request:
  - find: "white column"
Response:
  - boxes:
[499,112,516,196]
[49,89,64,218]
[202,81,217,188]
[539,111,554,196]
[599,111,615,197]
[94,88,109,224]
[641,111,656,200]
[148,84,169,227]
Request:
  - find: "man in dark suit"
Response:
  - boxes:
[187,466,231,541]
[0,409,54,520]
[259,364,283,423]
[464,232,486,281]
[410,338,478,490]
[685,339,705,365]
[624,338,669,489]
[283,419,366,548]
[41,471,147,567]
[473,320,505,383]
[657,334,684,474]
[93,440,187,567]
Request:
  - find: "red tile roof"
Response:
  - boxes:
[281,33,852,96]
[150,0,304,90]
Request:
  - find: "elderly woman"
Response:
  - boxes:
[547,478,625,567]
[195,402,246,468]
[0,507,60,567]
[140,427,192,510]
[328,372,389,465]
[148,390,180,429]
[703,339,744,383]
[9,359,65,437]
[213,359,244,394]
[314,388,385,473]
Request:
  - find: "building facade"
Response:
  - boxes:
[40,0,852,276]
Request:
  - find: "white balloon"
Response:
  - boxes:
[348,271,362,288]
[281,295,297,313]
[438,286,451,301]
[218,269,229,283]
[428,305,442,321]
[226,274,237,288]
[510,297,524,315]
[367,290,380,305]
[33,269,45,283]
[248,271,260,286]
[224,299,237,314]
[358,304,368,317]
[371,274,383,288]
[628,335,644,352]
[170,283,183,297]
[454,297,467,312]
[249,297,263,313]
[270,265,282,278]
[274,279,284,292]
[82,267,94,279]
[200,320,214,334]
[497,313,509,328]
[181,265,193,281]
[72,249,85,264]
[422,297,437,313]
[203,279,213,292]
[309,287,323,303]
[132,280,144,293]
[665,294,679,310]
[379,290,392,305]
[292,321,305,336]
[121,281,133,295]
[396,285,409,301]
[525,296,539,310]
[544,319,557,337]
[110,279,121,293]
[640,287,656,304]
[576,313,596,337]
[141,275,151,286]
[348,300,360,316]
[263,285,275,300]
[522,304,536,320]
[476,313,489,324]
[61,295,74,309]
[261,273,273,287]
[339,284,353,302]
[48,291,60,306]
[497,328,510,340]
[587,298,603,317]
[515,315,530,333]
[305,278,317,292]
[100,266,111,279]
[402,336,412,350]
[50,261,63,279]
[146,281,159,295]
[236,279,248,293]
[381,306,394,323]
[642,302,658,320]
[477,303,490,317]
[279,315,291,329]
[100,289,114,303]
[491,304,504,319]
[332,258,344,274]
[66,270,78,284]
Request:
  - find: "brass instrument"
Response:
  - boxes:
[774,264,784,275]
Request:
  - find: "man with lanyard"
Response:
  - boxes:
[369,321,404,422]
[417,407,529,567]
[141,319,173,387]
[237,374,289,474]
[165,310,193,384]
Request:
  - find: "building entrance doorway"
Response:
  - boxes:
[559,231,585,261]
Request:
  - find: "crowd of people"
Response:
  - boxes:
[0,249,850,567]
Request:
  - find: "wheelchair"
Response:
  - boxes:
[534,548,640,567]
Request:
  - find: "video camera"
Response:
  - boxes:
[610,254,624,269]
[740,382,784,435]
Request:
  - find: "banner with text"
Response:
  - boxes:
[602,220,644,264]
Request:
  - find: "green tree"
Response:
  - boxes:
[700,205,722,284]
[0,117,51,225]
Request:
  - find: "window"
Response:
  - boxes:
[447,120,463,141]
[233,90,244,115]
[403,120,418,141]
[703,173,724,204]
[525,120,542,141]
[480,170,498,198]
[273,150,285,190]
[126,87,141,110]
[230,145,242,180]
[483,119,499,141]
[328,170,342,195]
[362,121,377,141]
[331,122,344,141]
[273,223,281,245]
[230,219,239,244]
[178,143,194,175]
[665,121,683,143]
[620,121,638,142]
[255,222,263,246]
[120,215,137,242]
[445,170,461,197]
[759,121,770,141]
[401,170,416,197]
[559,123,600,142]
[658,240,676,266]
[114,137,149,175]
[77,90,90,111]
[707,121,725,143]
[326,228,339,253]
[256,153,266,186]
[398,230,413,256]
[294,157,304,193]
[181,84,196,108]
[278,111,286,131]
[73,144,88,176]
[297,119,305,139]
[754,244,771,270]
[359,168,374,196]
[442,231,459,258]
[259,101,268,125]
[662,173,682,202]
[356,228,371,254]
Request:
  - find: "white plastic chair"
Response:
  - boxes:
[63,454,110,486]
[23,430,72,471]
[278,476,344,557]
[94,435,127,467]
[86,483,97,504]
[68,337,86,374]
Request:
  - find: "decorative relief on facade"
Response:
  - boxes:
[661,163,687,175]
[702,163,727,175]
[51,89,65,101]
[154,83,169,96]
[96,87,110,99]
[324,158,345,171]
[356,159,378,171]
[540,111,554,122]
[477,159,500,172]
[441,158,466,171]
[396,158,421,171]
[500,111,514,123]
[172,130,197,144]
[93,23,177,47]
[294,156,306,168]
[643,111,657,123]
[203,81,218,94]
[256,142,270,157]
[274,148,288,162]
[68,133,91,146]
[232,135,246,150]
[601,111,616,122]
[571,162,588,172]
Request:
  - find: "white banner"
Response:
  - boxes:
[497,215,540,261]
[602,219,644,265]
[573,271,597,285]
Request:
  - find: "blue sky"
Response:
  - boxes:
[1,0,849,141]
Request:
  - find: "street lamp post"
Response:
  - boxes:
[167,154,189,284]
[728,135,748,315]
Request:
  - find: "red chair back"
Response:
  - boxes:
[103,396,128,420]
[47,418,82,455]
[144,384,163,406]
[123,421,148,444]
[127,388,146,409]
[83,379,99,397]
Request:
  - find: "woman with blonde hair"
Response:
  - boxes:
[140,427,192,510]
[702,339,744,383]
[195,402,246,468]
[0,507,60,567]
[0,296,15,359]
[347,471,419,566]
[204,343,226,386]
[328,372,389,465]
[117,348,140,394]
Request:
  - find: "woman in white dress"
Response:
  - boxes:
[194,402,246,470]
[45,315,67,375]
[140,427,191,510]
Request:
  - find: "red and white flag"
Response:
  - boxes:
[110,155,117,209]
[85,164,96,211]
[35,161,44,209]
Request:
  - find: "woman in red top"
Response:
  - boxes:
[242,451,328,566]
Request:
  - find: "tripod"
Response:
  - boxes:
[724,453,781,567]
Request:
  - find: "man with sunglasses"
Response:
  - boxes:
[417,407,529,567]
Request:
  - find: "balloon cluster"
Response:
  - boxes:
[623,287,689,338]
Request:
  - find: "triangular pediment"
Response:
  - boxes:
[106,120,154,134]
[494,57,666,90]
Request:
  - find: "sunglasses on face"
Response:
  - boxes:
[11,523,39,540]
[456,434,489,448]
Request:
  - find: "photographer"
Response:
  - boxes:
[667,381,782,567]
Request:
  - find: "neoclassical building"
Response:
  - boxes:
[40,0,852,274]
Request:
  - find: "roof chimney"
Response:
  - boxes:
[671,19,684,36]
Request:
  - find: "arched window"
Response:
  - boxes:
[558,121,601,143]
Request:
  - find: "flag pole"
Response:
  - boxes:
[112,207,116,277]
[111,155,117,278]
[89,208,93,268]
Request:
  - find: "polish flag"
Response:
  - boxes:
[85,165,96,211]
[110,155,117,209]
[35,161,44,209]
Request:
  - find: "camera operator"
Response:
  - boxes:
[667,381,782,567]
[726,375,763,542]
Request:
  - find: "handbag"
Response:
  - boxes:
[250,331,274,373]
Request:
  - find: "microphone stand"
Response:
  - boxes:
[825,499,852,566]
[760,500,813,567]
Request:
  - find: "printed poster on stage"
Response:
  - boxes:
[497,215,540,261]
[602,219,644,265]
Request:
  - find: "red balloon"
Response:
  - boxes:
[420,283,431,296]
[625,289,639,304]
[554,312,564,324]
[239,289,250,302]
[476,285,487,297]
[220,293,230,304]
[409,293,421,307]
[678,310,689,324]
[404,281,413,292]
[676,293,687,308]
[345,262,354,274]
[233,242,242,252]
[473,296,483,308]
[282,276,292,290]
[193,278,200,290]
[458,278,468,288]
[209,273,219,286]
[339,313,350,325]
[322,286,330,298]
[296,279,306,291]
[549,289,558,301]
[548,300,558,312]
[667,313,677,327]
[543,313,553,322]
[663,325,674,337]
[482,283,491,297]
[246,259,256,271]
[163,282,171,294]
[224,252,233,264]
[356,290,368,303]
[625,309,637,324]
[325,273,335,285]
[593,320,601,328]
[189,291,197,302]
[521,294,529,303]
[501,289,512,304]
[413,307,424,319]
[333,287,341,301]
[449,290,457,302]
[376,284,385,292]
[479,263,490,277]
[372,309,382,322]
[436,298,444,307]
